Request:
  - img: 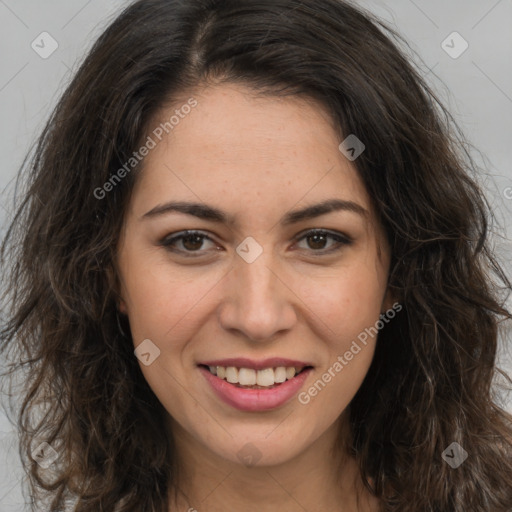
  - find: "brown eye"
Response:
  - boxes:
[306,233,329,250]
[295,229,352,254]
[160,230,219,256]
[181,233,206,251]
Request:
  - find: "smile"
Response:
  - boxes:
[198,358,314,411]
[204,365,307,388]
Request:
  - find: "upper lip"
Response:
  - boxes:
[198,358,313,370]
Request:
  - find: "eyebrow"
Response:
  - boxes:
[141,198,368,225]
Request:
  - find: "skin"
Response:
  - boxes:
[117,82,393,511]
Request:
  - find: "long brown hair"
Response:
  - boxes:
[1,0,511,510]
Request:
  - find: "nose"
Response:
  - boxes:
[218,250,297,342]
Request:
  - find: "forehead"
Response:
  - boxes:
[131,83,374,225]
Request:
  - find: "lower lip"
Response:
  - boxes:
[199,366,312,412]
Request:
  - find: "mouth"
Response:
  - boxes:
[198,364,312,390]
[197,358,314,411]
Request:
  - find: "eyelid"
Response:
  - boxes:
[159,230,220,255]
[293,227,352,244]
[291,228,353,254]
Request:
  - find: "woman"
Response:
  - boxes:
[1,0,511,510]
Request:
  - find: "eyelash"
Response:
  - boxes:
[159,229,352,258]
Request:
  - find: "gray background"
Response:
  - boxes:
[1,0,511,509]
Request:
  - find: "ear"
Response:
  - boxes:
[105,261,128,314]
[118,299,128,314]
[381,286,398,314]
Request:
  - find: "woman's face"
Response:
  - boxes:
[117,83,392,467]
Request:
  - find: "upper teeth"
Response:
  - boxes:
[208,366,303,387]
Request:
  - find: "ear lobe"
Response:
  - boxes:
[381,287,397,314]
[106,261,128,314]
[118,299,128,314]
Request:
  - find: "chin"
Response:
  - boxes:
[207,426,315,468]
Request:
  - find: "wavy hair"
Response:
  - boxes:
[1,0,512,510]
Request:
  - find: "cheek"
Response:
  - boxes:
[119,248,223,343]
[296,269,382,421]
[298,261,386,343]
